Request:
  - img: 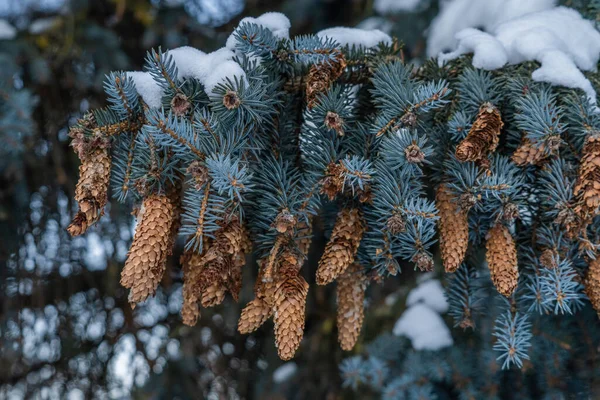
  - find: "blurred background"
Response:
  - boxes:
[0,0,441,399]
[2,0,597,399]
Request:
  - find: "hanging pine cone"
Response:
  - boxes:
[181,251,204,326]
[238,260,277,334]
[306,51,347,109]
[336,263,368,351]
[584,257,600,318]
[296,219,313,256]
[574,131,600,221]
[273,256,309,360]
[486,224,519,297]
[436,185,469,273]
[121,194,177,307]
[67,147,112,236]
[181,219,249,325]
[456,102,503,162]
[317,208,365,285]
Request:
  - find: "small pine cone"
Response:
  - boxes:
[584,257,600,318]
[574,131,600,219]
[201,282,227,307]
[121,194,176,306]
[317,208,365,285]
[67,148,111,236]
[226,253,244,302]
[486,224,519,297]
[181,252,203,326]
[456,103,503,162]
[336,263,368,351]
[436,185,469,273]
[273,273,309,360]
[512,138,550,166]
[306,52,346,109]
[238,297,273,334]
[320,162,346,201]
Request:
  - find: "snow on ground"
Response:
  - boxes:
[427,0,556,57]
[374,0,425,14]
[437,6,600,104]
[317,27,392,48]
[406,279,449,313]
[393,303,453,350]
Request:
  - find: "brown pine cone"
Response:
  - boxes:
[306,52,346,109]
[121,194,176,306]
[436,185,469,273]
[512,137,552,166]
[67,148,112,236]
[486,224,519,297]
[317,208,365,285]
[584,257,600,318]
[201,282,227,307]
[574,131,600,221]
[238,297,273,334]
[336,263,368,351]
[273,273,309,360]
[181,251,203,326]
[456,103,503,162]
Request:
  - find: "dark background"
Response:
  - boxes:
[0,0,434,398]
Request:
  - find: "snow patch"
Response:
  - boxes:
[356,17,394,34]
[438,6,600,104]
[406,279,449,313]
[393,303,453,350]
[375,0,424,14]
[127,71,163,109]
[427,0,556,57]
[0,19,17,40]
[168,46,247,96]
[317,27,392,49]
[29,17,60,34]
[273,362,297,383]
[226,12,291,50]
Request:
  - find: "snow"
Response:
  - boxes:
[0,19,17,40]
[393,303,453,350]
[356,17,393,34]
[127,71,163,109]
[273,362,297,383]
[127,45,248,105]
[317,27,392,49]
[427,0,556,57]
[406,279,449,313]
[438,6,600,104]
[226,12,291,50]
[374,0,424,14]
[168,46,247,95]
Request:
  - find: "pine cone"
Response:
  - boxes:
[121,194,176,306]
[317,208,365,285]
[436,185,469,273]
[181,251,204,326]
[584,257,600,318]
[512,137,551,166]
[67,148,111,236]
[273,273,309,360]
[456,103,503,162]
[201,282,227,307]
[306,52,346,109]
[574,131,600,220]
[296,219,313,255]
[336,263,367,351]
[238,297,273,334]
[486,224,519,297]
